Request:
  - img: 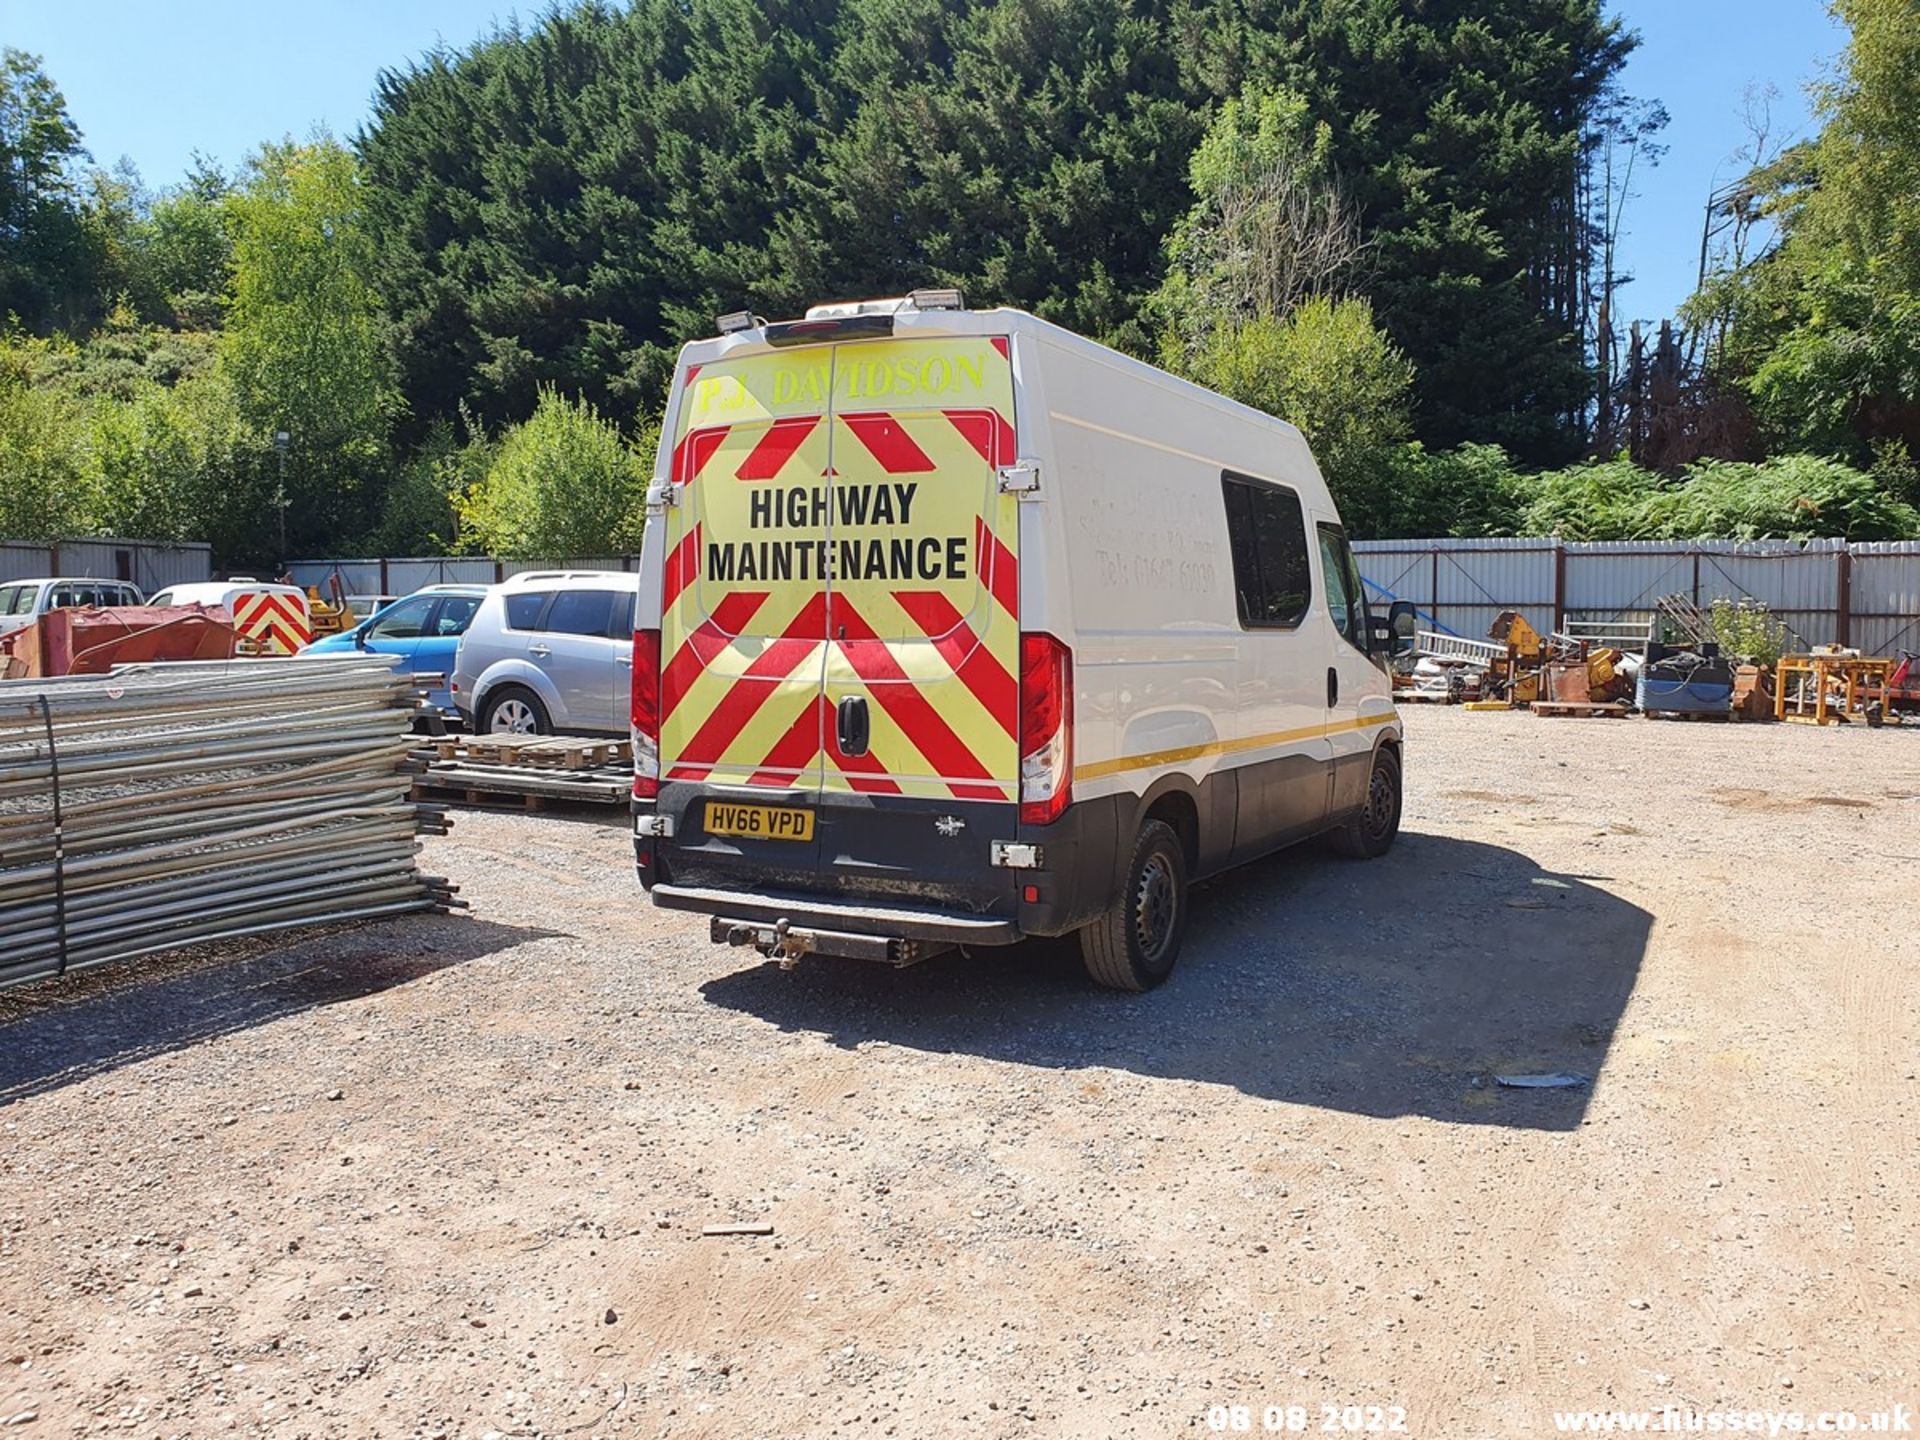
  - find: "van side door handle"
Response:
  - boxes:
[1327,666,1339,709]
[836,695,870,757]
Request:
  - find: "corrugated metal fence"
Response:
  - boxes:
[286,556,639,597]
[290,539,1920,657]
[0,539,213,594]
[1354,538,1920,655]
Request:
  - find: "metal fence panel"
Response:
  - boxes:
[0,539,211,592]
[385,558,498,592]
[1356,536,1919,652]
[289,541,1920,653]
[1853,542,1920,655]
[499,556,635,578]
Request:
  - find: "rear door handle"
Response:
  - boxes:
[616,655,633,667]
[528,643,551,658]
[836,695,870,757]
[1327,666,1339,708]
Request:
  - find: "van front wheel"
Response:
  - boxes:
[1329,746,1402,859]
[1079,819,1187,992]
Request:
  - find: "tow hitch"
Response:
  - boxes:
[710,916,951,969]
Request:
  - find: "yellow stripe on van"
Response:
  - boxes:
[1075,712,1398,783]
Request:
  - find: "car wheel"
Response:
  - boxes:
[480,685,550,736]
[1329,745,1402,859]
[1079,819,1188,992]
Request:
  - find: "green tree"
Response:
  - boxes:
[221,137,396,557]
[1701,0,1920,459]
[454,388,650,558]
[1190,296,1415,535]
[85,370,255,545]
[1174,0,1633,464]
[1373,443,1529,539]
[0,48,99,332]
[366,416,491,555]
[0,350,93,538]
[141,156,233,327]
[1153,88,1352,366]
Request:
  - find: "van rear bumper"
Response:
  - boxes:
[650,882,1023,947]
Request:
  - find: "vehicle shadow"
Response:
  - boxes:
[699,831,1650,1132]
[0,915,549,1106]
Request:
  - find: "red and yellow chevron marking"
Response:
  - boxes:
[659,335,1020,801]
[230,589,311,656]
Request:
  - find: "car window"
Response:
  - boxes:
[1317,523,1369,653]
[504,592,549,630]
[0,585,33,615]
[1221,473,1312,629]
[609,591,634,639]
[431,595,480,636]
[544,589,617,637]
[49,585,84,609]
[368,596,436,639]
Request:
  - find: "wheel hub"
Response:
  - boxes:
[1133,855,1176,960]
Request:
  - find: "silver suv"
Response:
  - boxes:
[451,571,640,735]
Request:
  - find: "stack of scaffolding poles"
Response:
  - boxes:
[0,656,457,989]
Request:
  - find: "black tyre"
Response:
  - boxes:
[1079,819,1188,992]
[1329,745,1402,859]
[480,684,551,736]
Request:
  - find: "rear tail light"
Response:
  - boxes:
[631,626,662,799]
[1018,632,1073,826]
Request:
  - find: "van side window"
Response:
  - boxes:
[1221,473,1311,629]
[544,589,617,637]
[504,592,550,630]
[1316,522,1369,653]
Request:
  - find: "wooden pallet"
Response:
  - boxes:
[412,760,630,809]
[1532,701,1631,719]
[432,734,632,771]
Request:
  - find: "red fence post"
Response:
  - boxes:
[1836,546,1852,647]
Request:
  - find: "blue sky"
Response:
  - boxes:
[8,0,1846,324]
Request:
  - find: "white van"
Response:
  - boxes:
[147,579,311,655]
[630,293,1407,990]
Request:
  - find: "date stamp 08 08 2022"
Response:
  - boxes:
[1205,1404,1412,1434]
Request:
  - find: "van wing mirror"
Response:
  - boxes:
[1367,601,1419,657]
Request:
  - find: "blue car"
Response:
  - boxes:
[302,584,486,719]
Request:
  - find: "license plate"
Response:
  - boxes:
[704,803,815,842]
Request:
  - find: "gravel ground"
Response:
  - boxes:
[1,706,1916,1439]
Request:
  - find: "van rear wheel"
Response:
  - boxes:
[1329,746,1401,859]
[1079,819,1187,992]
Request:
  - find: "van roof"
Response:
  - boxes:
[670,300,1309,449]
[154,581,303,598]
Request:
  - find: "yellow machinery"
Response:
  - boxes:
[1775,650,1896,725]
[305,584,357,640]
[1476,610,1549,707]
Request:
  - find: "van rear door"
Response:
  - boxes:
[817,336,1021,909]
[658,357,833,887]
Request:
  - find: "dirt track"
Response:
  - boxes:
[2,707,1917,1438]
